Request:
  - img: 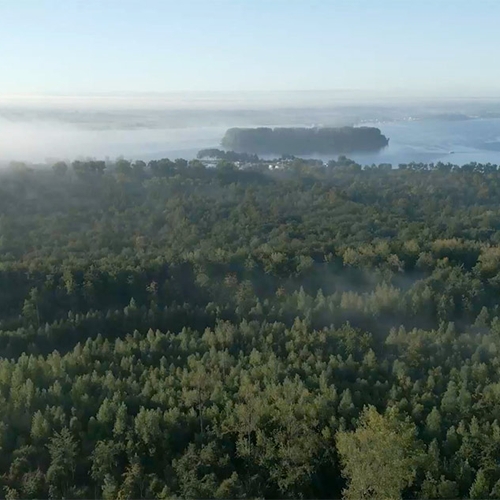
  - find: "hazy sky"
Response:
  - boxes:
[1,0,499,96]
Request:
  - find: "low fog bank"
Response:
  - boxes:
[0,117,226,163]
[2,90,500,111]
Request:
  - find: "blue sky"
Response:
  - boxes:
[1,0,499,96]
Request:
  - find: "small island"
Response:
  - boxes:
[221,126,389,155]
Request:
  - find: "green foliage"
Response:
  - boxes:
[337,406,420,500]
[221,127,389,155]
[0,158,499,497]
[469,469,490,499]
[46,428,78,497]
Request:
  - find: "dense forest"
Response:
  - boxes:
[2,155,500,498]
[221,127,389,155]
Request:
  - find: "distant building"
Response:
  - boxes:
[201,160,217,168]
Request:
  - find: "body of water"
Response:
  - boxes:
[124,117,500,165]
[63,117,500,167]
[349,118,500,166]
[1,99,500,165]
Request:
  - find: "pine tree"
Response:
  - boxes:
[425,407,442,440]
[469,469,489,499]
[46,428,78,498]
[31,411,51,441]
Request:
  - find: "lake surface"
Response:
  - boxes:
[133,117,500,166]
[69,119,500,166]
[1,99,500,165]
[348,118,500,166]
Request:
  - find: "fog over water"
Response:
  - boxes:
[1,92,500,165]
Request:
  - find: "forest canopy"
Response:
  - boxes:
[1,156,500,498]
[221,126,389,155]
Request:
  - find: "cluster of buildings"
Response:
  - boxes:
[198,158,303,171]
